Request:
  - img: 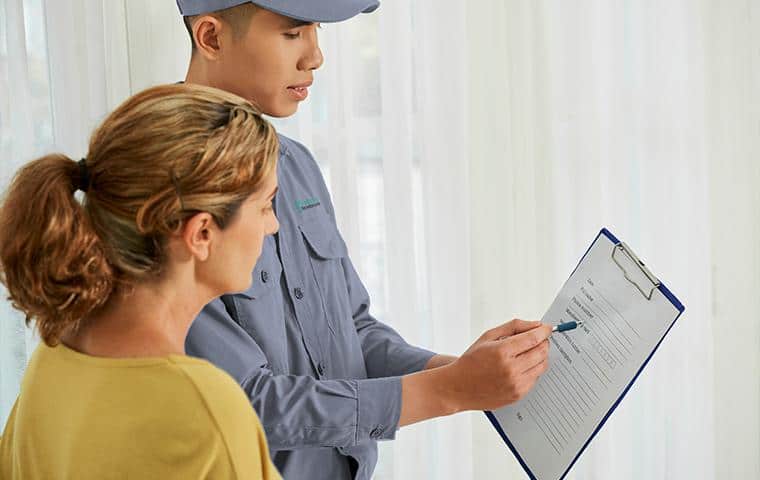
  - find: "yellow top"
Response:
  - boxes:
[0,343,281,480]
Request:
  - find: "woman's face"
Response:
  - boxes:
[204,170,279,295]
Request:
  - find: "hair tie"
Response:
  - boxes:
[76,158,90,192]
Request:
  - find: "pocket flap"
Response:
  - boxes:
[299,217,348,260]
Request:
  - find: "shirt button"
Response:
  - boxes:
[370,426,385,439]
[294,287,304,299]
[261,270,269,283]
[317,363,325,376]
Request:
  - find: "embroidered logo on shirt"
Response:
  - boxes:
[296,197,321,211]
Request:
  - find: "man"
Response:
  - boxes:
[178,1,553,478]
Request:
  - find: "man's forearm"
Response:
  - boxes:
[399,364,461,427]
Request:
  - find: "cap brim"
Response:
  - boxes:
[251,0,379,23]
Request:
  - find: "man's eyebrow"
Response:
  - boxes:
[283,18,314,29]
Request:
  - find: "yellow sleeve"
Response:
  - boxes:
[177,361,281,480]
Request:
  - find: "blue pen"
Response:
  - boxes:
[552,320,583,333]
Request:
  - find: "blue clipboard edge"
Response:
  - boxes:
[484,410,538,480]
[484,227,686,480]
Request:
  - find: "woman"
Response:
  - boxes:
[0,83,281,479]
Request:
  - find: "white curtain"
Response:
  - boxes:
[469,1,759,479]
[0,0,51,427]
[2,1,759,479]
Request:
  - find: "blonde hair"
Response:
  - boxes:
[0,83,278,346]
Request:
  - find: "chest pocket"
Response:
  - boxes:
[299,215,352,334]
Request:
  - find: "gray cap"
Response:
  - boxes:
[176,0,379,22]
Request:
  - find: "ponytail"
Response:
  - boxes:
[0,83,279,346]
[0,154,113,346]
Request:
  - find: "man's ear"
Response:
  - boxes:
[181,212,217,262]
[193,15,225,61]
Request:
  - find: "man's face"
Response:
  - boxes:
[213,9,324,118]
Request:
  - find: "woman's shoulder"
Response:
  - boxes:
[170,357,279,479]
[168,356,262,433]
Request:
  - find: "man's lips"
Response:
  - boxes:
[288,81,313,89]
[287,81,312,101]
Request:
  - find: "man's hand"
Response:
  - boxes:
[441,319,552,412]
[399,319,552,427]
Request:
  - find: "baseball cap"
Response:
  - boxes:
[176,0,380,23]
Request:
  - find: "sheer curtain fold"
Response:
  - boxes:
[322,22,361,256]
[411,1,473,479]
[706,2,760,477]
[1,0,43,427]
[376,6,428,478]
[3,0,34,168]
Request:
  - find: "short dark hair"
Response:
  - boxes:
[184,3,258,52]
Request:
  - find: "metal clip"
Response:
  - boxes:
[611,242,661,300]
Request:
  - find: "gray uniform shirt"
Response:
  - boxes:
[186,134,436,480]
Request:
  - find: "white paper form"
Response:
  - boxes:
[487,229,685,480]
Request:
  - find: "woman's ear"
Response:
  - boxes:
[181,212,217,262]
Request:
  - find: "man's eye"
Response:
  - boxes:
[284,32,301,39]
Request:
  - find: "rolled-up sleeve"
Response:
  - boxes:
[242,371,402,449]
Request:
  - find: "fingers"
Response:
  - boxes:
[481,319,541,342]
[515,339,550,374]
[512,351,550,403]
[522,357,550,383]
[503,324,553,356]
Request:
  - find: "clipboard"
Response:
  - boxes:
[485,228,685,480]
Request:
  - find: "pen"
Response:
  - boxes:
[552,320,583,333]
[495,321,584,341]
